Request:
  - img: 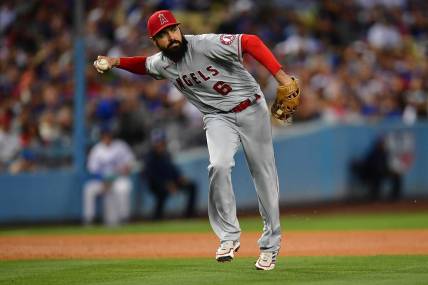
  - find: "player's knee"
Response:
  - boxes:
[208,161,232,175]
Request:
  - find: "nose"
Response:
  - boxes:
[167,30,176,41]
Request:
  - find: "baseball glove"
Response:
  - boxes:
[271,77,301,121]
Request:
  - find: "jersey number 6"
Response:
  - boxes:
[213,81,232,96]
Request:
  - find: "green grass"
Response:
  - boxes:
[2,212,427,284]
[1,256,427,285]
[1,211,427,236]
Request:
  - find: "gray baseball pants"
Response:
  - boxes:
[203,97,281,252]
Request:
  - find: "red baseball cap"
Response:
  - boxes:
[147,10,180,38]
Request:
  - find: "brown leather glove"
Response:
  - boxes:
[271,77,301,121]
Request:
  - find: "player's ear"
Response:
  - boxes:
[150,36,158,47]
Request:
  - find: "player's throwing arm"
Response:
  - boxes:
[93,56,119,74]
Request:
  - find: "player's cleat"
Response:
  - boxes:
[215,240,240,262]
[255,250,278,270]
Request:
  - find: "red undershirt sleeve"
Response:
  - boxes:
[117,56,147,75]
[241,34,282,75]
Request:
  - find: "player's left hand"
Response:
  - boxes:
[271,76,301,121]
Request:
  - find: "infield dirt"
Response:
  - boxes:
[1,230,428,260]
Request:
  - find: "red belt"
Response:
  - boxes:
[230,95,261,113]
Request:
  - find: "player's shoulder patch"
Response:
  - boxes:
[220,34,236,45]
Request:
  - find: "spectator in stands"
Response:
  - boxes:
[116,86,153,156]
[144,129,197,220]
[367,16,402,51]
[8,149,37,174]
[351,131,414,201]
[0,117,20,171]
[83,125,136,226]
[1,1,427,172]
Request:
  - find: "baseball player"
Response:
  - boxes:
[83,127,136,226]
[94,10,300,270]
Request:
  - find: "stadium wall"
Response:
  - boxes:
[0,121,427,223]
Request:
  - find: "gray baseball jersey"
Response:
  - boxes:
[146,34,263,113]
[146,34,281,253]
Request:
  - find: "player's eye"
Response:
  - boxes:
[155,31,167,40]
[166,25,178,34]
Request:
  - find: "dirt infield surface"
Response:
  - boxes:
[1,230,428,260]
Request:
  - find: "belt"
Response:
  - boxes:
[218,95,261,114]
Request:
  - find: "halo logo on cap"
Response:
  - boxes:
[158,13,168,25]
[147,10,180,38]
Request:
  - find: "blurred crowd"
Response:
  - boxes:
[0,0,427,173]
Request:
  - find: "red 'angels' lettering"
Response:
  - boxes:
[182,75,193,86]
[175,65,220,89]
[206,66,219,76]
[190,73,201,84]
[198,71,210,81]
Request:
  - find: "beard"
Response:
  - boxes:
[158,35,188,63]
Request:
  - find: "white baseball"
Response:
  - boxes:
[96,58,110,71]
